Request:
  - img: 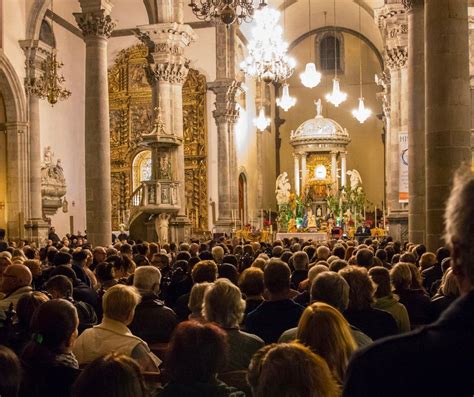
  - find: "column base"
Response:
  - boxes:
[387,210,408,243]
[25,218,50,245]
[170,216,192,243]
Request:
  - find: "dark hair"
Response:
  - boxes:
[329,259,348,273]
[45,275,73,298]
[0,228,5,241]
[165,321,228,384]
[222,254,238,268]
[46,248,58,264]
[72,353,145,397]
[375,249,387,262]
[0,346,21,397]
[72,250,88,262]
[119,244,132,255]
[368,266,392,298]
[191,260,218,283]
[50,265,78,284]
[264,259,290,294]
[355,249,374,268]
[21,299,78,366]
[133,255,149,267]
[239,267,264,297]
[136,244,149,256]
[218,263,239,285]
[16,291,50,328]
[436,247,451,264]
[95,262,115,283]
[52,252,72,267]
[23,247,36,260]
[332,245,346,260]
[176,251,191,262]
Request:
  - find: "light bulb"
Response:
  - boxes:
[254,108,271,131]
[276,83,296,111]
[352,97,372,123]
[325,78,347,107]
[299,63,321,88]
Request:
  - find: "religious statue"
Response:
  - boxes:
[275,172,291,206]
[62,198,68,213]
[315,98,323,117]
[171,184,178,205]
[288,218,297,233]
[159,154,172,180]
[155,213,171,244]
[307,209,317,229]
[347,169,363,189]
[41,145,67,217]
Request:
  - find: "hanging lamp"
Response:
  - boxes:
[299,0,321,88]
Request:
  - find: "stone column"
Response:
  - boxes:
[19,40,50,243]
[340,152,347,187]
[294,154,300,196]
[331,152,337,187]
[403,0,426,244]
[301,153,307,190]
[425,0,472,250]
[74,2,115,247]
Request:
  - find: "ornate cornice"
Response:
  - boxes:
[74,9,116,39]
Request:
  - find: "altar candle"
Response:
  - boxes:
[260,209,264,230]
[240,209,243,227]
[374,205,377,228]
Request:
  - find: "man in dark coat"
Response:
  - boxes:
[343,167,474,397]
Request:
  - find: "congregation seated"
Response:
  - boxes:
[0,264,33,316]
[238,267,264,321]
[73,284,161,372]
[429,267,460,321]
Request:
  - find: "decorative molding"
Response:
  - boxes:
[73,10,116,39]
[385,46,408,70]
[208,79,241,123]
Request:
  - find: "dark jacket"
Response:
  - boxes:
[245,299,305,344]
[20,362,79,397]
[290,270,308,290]
[129,291,178,344]
[72,262,91,287]
[157,380,245,397]
[343,291,474,397]
[430,294,457,322]
[395,287,432,328]
[421,263,443,293]
[344,307,398,340]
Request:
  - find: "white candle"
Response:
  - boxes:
[374,205,377,228]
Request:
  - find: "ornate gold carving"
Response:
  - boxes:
[109,45,208,230]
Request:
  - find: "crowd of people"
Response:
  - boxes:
[0,166,473,396]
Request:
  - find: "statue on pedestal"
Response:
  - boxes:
[275,172,291,206]
[155,213,170,244]
[307,208,317,230]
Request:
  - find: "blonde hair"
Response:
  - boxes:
[390,262,412,290]
[297,302,356,384]
[419,252,437,271]
[103,284,141,323]
[440,268,460,297]
[203,278,245,328]
[188,282,212,315]
[339,266,375,310]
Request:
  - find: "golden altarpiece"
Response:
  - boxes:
[108,45,208,233]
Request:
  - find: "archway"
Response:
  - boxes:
[132,150,152,191]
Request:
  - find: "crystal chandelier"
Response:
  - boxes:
[299,0,321,88]
[29,1,70,105]
[254,107,270,131]
[276,82,296,111]
[240,7,295,83]
[326,0,347,107]
[189,0,267,25]
[352,5,371,123]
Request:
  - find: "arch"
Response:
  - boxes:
[289,26,384,70]
[0,52,27,123]
[132,149,152,191]
[26,0,51,40]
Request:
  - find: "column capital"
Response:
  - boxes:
[385,46,408,70]
[376,70,391,119]
[19,40,52,96]
[209,79,242,123]
[74,9,116,39]
[402,0,424,13]
[145,62,190,85]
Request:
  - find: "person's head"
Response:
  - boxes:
[52,252,72,267]
[355,249,374,269]
[390,262,412,290]
[150,253,169,269]
[16,291,49,328]
[310,271,350,312]
[297,302,356,384]
[400,252,416,264]
[72,250,88,265]
[407,263,423,289]
[93,247,107,264]
[22,259,42,278]
[191,260,218,283]
[119,243,133,258]
[102,285,141,325]
[165,321,228,384]
[0,346,21,397]
[439,268,460,298]
[332,245,346,260]
[188,282,212,317]
[329,259,348,273]
[23,299,78,360]
[436,247,451,265]
[368,266,392,299]
[218,263,239,285]
[316,246,331,261]
[45,275,73,299]
[133,266,161,294]
[72,353,145,397]
[95,262,115,283]
[339,266,374,311]
[0,264,32,295]
[271,245,284,258]
[252,342,339,397]
[239,267,264,298]
[308,264,329,283]
[264,258,291,297]
[175,251,191,263]
[292,251,309,271]
[211,246,225,264]
[203,278,245,328]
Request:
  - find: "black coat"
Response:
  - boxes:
[343,291,474,397]
[20,363,79,397]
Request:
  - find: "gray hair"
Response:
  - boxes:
[203,278,245,328]
[444,166,474,284]
[310,271,350,312]
[188,282,212,315]
[133,266,161,292]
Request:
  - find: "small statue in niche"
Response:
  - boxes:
[155,213,171,244]
[159,154,172,180]
[62,198,68,213]
[307,209,317,229]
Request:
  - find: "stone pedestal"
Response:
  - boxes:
[74,3,116,247]
[425,0,472,250]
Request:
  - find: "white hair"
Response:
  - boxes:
[212,246,225,263]
[133,266,162,292]
[444,166,474,283]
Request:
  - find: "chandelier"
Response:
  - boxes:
[189,0,267,25]
[29,0,70,105]
[352,5,371,123]
[326,0,347,107]
[276,82,296,111]
[254,107,270,131]
[240,7,295,83]
[299,0,321,88]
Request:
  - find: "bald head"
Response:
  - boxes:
[0,264,32,295]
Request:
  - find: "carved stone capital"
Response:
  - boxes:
[208,79,242,123]
[145,61,190,85]
[376,70,391,120]
[402,0,423,12]
[74,9,116,39]
[385,46,408,70]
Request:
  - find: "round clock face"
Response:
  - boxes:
[315,164,327,180]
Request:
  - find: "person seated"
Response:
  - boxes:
[94,261,118,292]
[238,267,265,321]
[245,259,304,343]
[45,275,97,334]
[340,266,398,340]
[0,345,21,397]
[73,284,160,372]
[369,266,411,333]
[290,252,309,290]
[421,247,450,293]
[430,267,460,321]
[158,321,245,397]
[0,264,33,315]
[20,299,80,397]
[203,278,264,371]
[72,353,146,397]
[294,264,329,307]
[187,282,212,323]
[248,342,339,397]
[279,271,372,348]
[129,266,178,344]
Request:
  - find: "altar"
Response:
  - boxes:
[276,232,327,242]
